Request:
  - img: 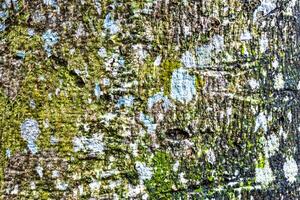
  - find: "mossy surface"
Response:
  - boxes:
[1,0,300,199]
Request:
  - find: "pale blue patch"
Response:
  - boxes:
[0,23,6,32]
[6,149,11,158]
[50,135,58,145]
[211,34,224,52]
[27,140,38,154]
[29,99,36,109]
[147,92,171,111]
[43,0,57,7]
[42,30,59,57]
[16,50,26,59]
[116,96,134,108]
[195,45,212,67]
[20,118,40,142]
[94,83,102,99]
[254,112,268,133]
[181,51,197,68]
[154,55,162,66]
[0,11,8,20]
[20,118,40,154]
[73,134,104,155]
[253,0,276,22]
[240,30,252,41]
[2,2,7,9]
[4,0,18,10]
[102,78,110,86]
[98,47,107,58]
[56,181,68,190]
[43,0,59,10]
[139,113,157,134]
[28,28,35,36]
[118,56,125,66]
[103,13,119,34]
[36,165,43,177]
[94,0,101,15]
[12,0,19,11]
[171,68,196,103]
[32,11,46,23]
[135,161,153,181]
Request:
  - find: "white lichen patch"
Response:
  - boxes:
[183,24,192,37]
[36,165,43,178]
[6,185,19,195]
[255,160,275,186]
[52,170,60,178]
[128,183,146,198]
[173,160,179,172]
[262,134,280,158]
[147,92,171,112]
[195,44,212,67]
[181,51,197,68]
[211,34,225,53]
[171,68,196,103]
[133,44,148,62]
[179,173,188,185]
[206,148,216,164]
[130,143,138,157]
[254,112,268,133]
[283,157,298,183]
[284,0,297,16]
[272,57,279,69]
[259,33,269,53]
[28,28,35,36]
[75,23,86,38]
[153,55,162,66]
[97,47,107,58]
[279,126,288,140]
[116,96,134,108]
[186,34,223,68]
[30,182,36,190]
[73,134,104,155]
[287,111,292,123]
[42,29,59,57]
[56,180,68,191]
[240,30,252,41]
[43,0,57,7]
[248,79,260,90]
[274,73,285,90]
[109,180,121,189]
[139,112,157,134]
[50,135,58,145]
[253,0,277,22]
[29,99,36,109]
[102,78,110,86]
[135,161,153,181]
[100,113,117,123]
[78,185,84,196]
[94,83,102,99]
[103,13,120,34]
[89,180,100,192]
[20,118,40,154]
[6,149,11,158]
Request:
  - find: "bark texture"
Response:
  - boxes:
[0,0,300,199]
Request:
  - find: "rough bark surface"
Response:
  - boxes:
[0,0,300,199]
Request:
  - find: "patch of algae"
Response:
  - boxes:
[145,151,175,199]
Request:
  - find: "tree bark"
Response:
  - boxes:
[1,0,299,199]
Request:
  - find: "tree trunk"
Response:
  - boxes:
[1,0,299,199]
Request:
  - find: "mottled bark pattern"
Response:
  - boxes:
[0,0,299,199]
